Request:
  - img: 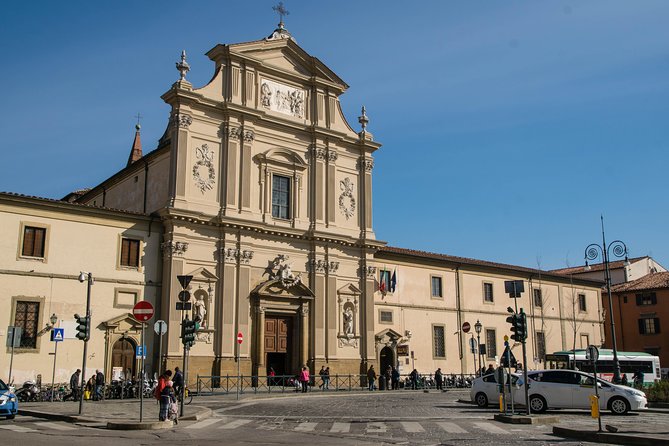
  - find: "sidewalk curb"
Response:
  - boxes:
[18,409,97,424]
[553,426,669,446]
[107,420,174,430]
[180,406,212,421]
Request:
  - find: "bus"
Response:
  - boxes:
[545,349,660,385]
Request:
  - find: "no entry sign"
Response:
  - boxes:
[462,322,471,333]
[133,301,155,322]
[237,332,243,344]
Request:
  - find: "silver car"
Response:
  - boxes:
[470,373,520,408]
[518,369,647,415]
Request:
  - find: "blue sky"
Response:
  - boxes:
[1,1,668,271]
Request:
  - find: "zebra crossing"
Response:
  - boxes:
[186,417,513,435]
[0,420,80,434]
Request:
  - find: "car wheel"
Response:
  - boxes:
[609,397,630,415]
[475,392,489,408]
[529,394,547,413]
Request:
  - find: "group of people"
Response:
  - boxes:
[366,365,402,390]
[154,367,184,422]
[64,369,105,401]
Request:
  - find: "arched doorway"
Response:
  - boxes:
[111,337,136,379]
[380,346,395,374]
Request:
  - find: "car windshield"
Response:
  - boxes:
[0,379,8,391]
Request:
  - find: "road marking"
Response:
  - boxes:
[0,425,38,433]
[366,422,387,433]
[401,421,425,433]
[219,419,252,430]
[437,422,468,433]
[34,422,77,431]
[294,422,318,432]
[472,421,509,434]
[186,418,221,429]
[330,422,350,433]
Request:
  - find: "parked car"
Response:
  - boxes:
[470,372,520,408]
[519,369,647,415]
[0,379,18,419]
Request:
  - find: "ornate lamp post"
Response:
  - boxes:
[584,217,629,384]
[474,320,483,376]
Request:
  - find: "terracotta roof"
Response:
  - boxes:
[0,191,149,218]
[550,257,647,275]
[611,272,669,293]
[377,246,603,284]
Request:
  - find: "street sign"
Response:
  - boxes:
[51,328,64,342]
[135,345,146,359]
[6,326,22,348]
[462,322,471,333]
[237,332,243,344]
[586,345,599,362]
[504,280,525,298]
[177,275,193,289]
[154,320,167,335]
[176,302,192,311]
[132,301,154,322]
[500,346,517,368]
[397,345,409,356]
[178,290,191,302]
[469,337,477,352]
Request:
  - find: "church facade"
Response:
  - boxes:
[0,24,605,385]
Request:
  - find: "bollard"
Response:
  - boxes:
[589,394,599,419]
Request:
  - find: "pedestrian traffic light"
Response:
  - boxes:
[182,317,196,347]
[74,313,90,341]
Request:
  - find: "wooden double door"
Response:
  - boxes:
[264,315,293,376]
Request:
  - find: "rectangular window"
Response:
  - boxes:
[14,301,40,348]
[580,333,590,348]
[22,226,46,258]
[485,329,497,357]
[271,175,291,219]
[639,318,661,335]
[636,292,657,306]
[431,276,442,298]
[536,331,546,361]
[483,282,494,303]
[120,238,140,267]
[379,270,391,293]
[379,310,393,323]
[433,325,446,358]
[578,293,587,312]
[533,288,543,308]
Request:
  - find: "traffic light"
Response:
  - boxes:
[508,310,527,342]
[74,313,90,341]
[182,317,197,347]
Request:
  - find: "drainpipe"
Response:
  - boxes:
[455,266,464,378]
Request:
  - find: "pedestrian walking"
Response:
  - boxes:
[65,369,81,401]
[391,366,400,390]
[268,367,276,387]
[318,366,326,389]
[367,365,377,391]
[324,367,330,390]
[154,370,172,400]
[159,380,177,422]
[409,369,418,390]
[299,366,310,393]
[435,368,443,391]
[94,369,105,401]
[173,367,184,400]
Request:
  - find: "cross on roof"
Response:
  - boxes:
[135,112,143,126]
[272,2,289,24]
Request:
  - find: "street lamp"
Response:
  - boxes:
[584,217,628,384]
[474,320,483,376]
[77,271,94,415]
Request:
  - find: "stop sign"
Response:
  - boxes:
[462,322,471,333]
[237,332,243,344]
[133,301,154,322]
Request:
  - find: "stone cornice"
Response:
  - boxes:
[0,269,161,287]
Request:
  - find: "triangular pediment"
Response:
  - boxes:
[337,283,362,296]
[185,267,219,282]
[207,39,348,91]
[375,328,403,342]
[101,313,143,331]
[252,278,315,299]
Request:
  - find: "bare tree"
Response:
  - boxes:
[564,259,587,351]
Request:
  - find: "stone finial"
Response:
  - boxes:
[176,50,190,81]
[358,106,373,141]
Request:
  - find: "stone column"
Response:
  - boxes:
[300,304,309,367]
[255,306,266,375]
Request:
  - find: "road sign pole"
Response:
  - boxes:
[79,273,93,416]
[7,327,18,384]
[51,338,58,402]
[507,347,514,415]
[158,330,164,376]
[139,322,145,423]
[521,333,530,415]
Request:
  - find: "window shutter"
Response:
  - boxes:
[638,319,645,334]
[655,318,661,334]
[34,228,45,257]
[636,294,642,305]
[129,240,139,267]
[23,227,35,256]
[121,239,129,265]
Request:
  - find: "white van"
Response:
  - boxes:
[518,369,647,415]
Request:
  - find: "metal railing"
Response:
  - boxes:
[195,373,476,396]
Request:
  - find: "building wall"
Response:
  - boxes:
[0,196,162,384]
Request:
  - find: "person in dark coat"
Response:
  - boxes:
[435,368,443,391]
[159,380,176,422]
[66,369,81,401]
[367,366,376,391]
[391,367,400,390]
[173,367,184,399]
[94,370,105,401]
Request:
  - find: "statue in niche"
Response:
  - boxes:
[343,307,354,335]
[194,293,207,328]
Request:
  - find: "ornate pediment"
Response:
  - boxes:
[252,278,315,299]
[337,283,362,296]
[254,148,307,171]
[185,267,219,282]
[375,328,403,345]
[101,313,144,331]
